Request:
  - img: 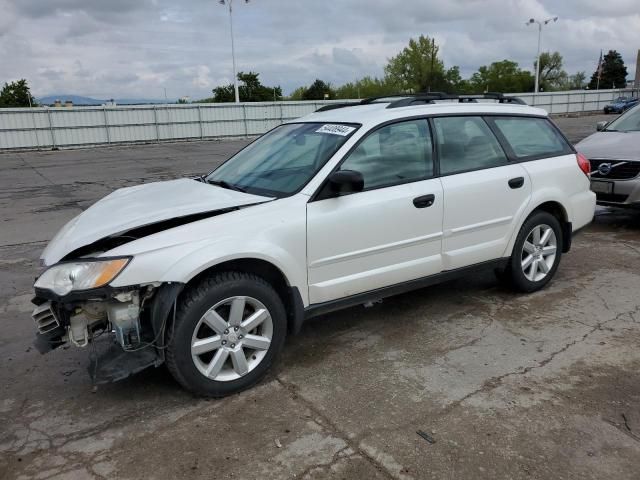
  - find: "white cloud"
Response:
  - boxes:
[0,0,637,98]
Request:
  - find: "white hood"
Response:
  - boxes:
[41,178,270,265]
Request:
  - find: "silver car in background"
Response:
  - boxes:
[576,105,640,209]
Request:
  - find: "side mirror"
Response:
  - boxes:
[328,170,364,195]
[596,121,608,131]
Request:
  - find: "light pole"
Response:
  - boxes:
[526,16,558,94]
[219,0,249,103]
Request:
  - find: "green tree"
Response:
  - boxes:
[334,76,396,99]
[0,79,36,108]
[588,50,627,89]
[442,66,470,93]
[288,86,307,100]
[302,79,334,100]
[383,35,467,93]
[212,72,282,102]
[535,52,567,91]
[558,71,587,90]
[468,60,534,93]
[569,71,587,90]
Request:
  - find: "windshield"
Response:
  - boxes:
[206,122,359,197]
[605,105,640,132]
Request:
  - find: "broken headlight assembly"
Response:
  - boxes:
[34,257,131,296]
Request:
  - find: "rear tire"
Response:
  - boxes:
[166,271,287,397]
[505,211,563,293]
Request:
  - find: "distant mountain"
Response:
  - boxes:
[37,95,176,106]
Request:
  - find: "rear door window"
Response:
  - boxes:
[489,117,573,159]
[433,116,508,175]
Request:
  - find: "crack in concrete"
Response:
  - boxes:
[19,154,56,186]
[444,304,640,413]
[2,396,209,480]
[603,418,640,444]
[275,377,399,480]
[622,242,640,256]
[0,240,48,249]
[295,446,356,479]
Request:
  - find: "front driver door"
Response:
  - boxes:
[306,118,444,305]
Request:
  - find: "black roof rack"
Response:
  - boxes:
[314,93,423,112]
[314,92,526,112]
[359,92,451,104]
[315,102,361,112]
[386,92,527,109]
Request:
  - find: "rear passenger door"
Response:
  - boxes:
[434,115,532,270]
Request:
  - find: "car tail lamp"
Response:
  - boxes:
[576,152,591,177]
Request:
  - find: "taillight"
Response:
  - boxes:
[576,152,591,177]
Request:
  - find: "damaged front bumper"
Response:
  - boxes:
[31,282,183,384]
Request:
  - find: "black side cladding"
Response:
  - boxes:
[288,286,305,335]
[149,282,185,360]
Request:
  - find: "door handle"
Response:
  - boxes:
[508,177,525,189]
[413,194,435,208]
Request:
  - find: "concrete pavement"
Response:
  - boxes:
[1,114,639,479]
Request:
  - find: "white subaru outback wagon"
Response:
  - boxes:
[32,93,596,396]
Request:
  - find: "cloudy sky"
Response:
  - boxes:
[0,0,638,99]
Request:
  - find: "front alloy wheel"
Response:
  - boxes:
[191,296,273,381]
[166,272,286,397]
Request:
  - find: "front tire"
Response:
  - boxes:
[505,211,563,293]
[166,272,287,397]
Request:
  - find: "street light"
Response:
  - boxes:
[526,16,558,94]
[219,0,250,103]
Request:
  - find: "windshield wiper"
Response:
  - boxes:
[206,179,247,193]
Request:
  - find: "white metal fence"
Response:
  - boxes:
[0,89,635,150]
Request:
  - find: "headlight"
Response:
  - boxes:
[34,258,131,296]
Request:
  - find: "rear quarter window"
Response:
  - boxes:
[489,117,573,159]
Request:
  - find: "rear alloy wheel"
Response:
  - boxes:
[166,272,286,397]
[520,224,557,282]
[506,211,563,293]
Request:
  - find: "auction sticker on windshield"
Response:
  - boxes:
[316,124,356,136]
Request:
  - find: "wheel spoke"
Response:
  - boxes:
[228,297,246,327]
[202,310,228,335]
[205,349,229,378]
[540,227,552,246]
[241,308,269,332]
[542,245,556,256]
[242,334,271,351]
[192,335,222,355]
[523,241,536,254]
[539,259,550,274]
[528,259,539,280]
[532,227,541,245]
[230,348,249,376]
[521,254,534,270]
